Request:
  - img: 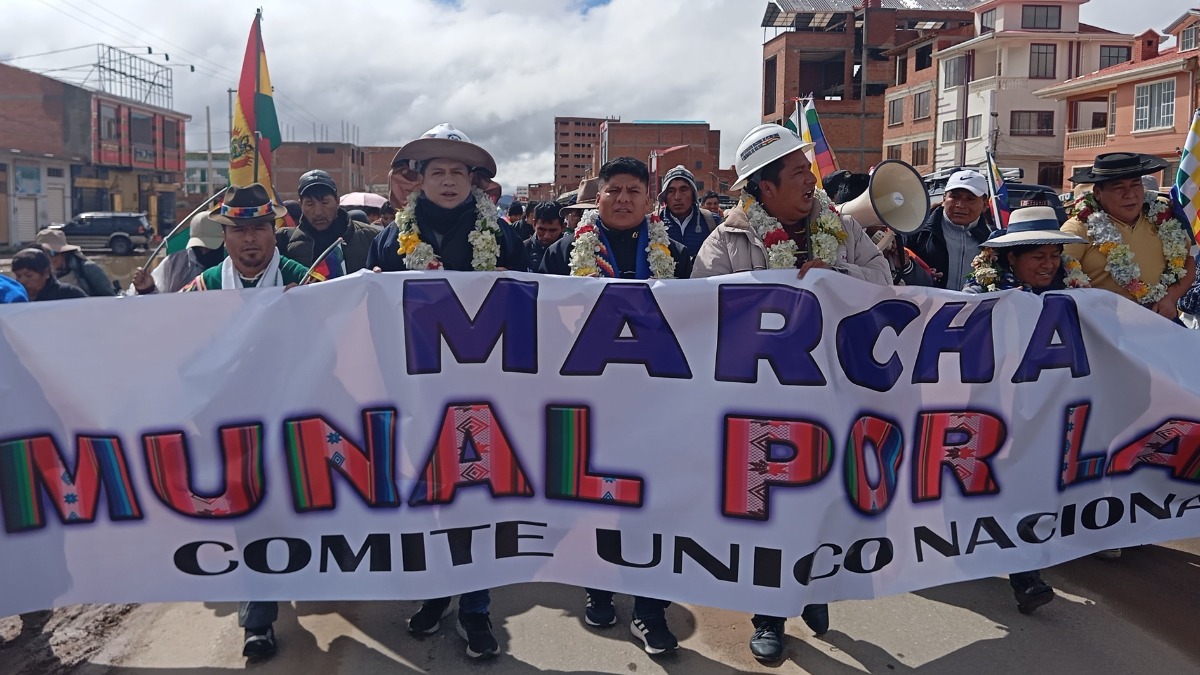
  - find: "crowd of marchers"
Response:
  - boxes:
[1,120,1198,666]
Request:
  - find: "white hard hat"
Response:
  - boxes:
[731,123,814,191]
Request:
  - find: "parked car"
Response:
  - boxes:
[55,212,154,255]
[1004,184,1069,224]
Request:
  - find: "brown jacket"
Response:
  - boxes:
[690,205,892,285]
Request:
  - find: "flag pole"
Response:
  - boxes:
[300,237,345,285]
[138,186,229,271]
[985,148,1003,232]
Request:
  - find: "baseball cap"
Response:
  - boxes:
[944,170,988,197]
[298,169,338,198]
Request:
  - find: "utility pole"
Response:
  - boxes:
[206,105,214,197]
[226,88,235,140]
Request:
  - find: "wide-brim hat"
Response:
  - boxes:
[186,212,224,249]
[1069,152,1169,184]
[35,227,81,254]
[560,178,599,216]
[209,183,288,227]
[982,206,1086,247]
[391,123,498,178]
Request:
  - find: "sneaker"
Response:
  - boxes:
[408,598,452,635]
[749,618,785,662]
[800,604,830,636]
[242,625,277,660]
[585,593,617,627]
[630,616,678,655]
[1015,583,1056,614]
[456,612,499,659]
[1093,548,1122,561]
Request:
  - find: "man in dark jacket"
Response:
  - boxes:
[276,170,381,273]
[11,248,87,301]
[656,165,718,261]
[524,201,565,272]
[903,169,995,289]
[35,228,115,296]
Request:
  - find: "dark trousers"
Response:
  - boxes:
[238,601,278,630]
[423,589,490,615]
[585,588,669,619]
[1009,570,1046,592]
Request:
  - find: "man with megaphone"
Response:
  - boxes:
[691,123,890,664]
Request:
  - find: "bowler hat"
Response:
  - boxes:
[209,184,288,227]
[1069,152,1168,184]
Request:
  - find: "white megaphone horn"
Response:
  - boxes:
[839,160,930,234]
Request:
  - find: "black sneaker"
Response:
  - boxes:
[242,625,277,660]
[1015,583,1056,614]
[800,604,829,636]
[408,598,452,635]
[456,612,499,659]
[630,616,678,655]
[749,618,785,662]
[585,593,617,627]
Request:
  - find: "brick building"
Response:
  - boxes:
[554,116,615,193]
[759,0,975,175]
[527,183,556,202]
[272,142,370,201]
[883,28,975,175]
[0,61,189,246]
[361,146,404,194]
[1036,10,1200,191]
[597,120,721,195]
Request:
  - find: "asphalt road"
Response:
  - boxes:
[3,539,1197,674]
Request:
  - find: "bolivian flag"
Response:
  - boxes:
[229,10,282,200]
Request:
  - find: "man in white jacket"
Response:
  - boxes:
[692,124,890,285]
[691,124,891,664]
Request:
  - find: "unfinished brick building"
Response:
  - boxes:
[760,0,975,174]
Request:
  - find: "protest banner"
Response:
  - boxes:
[1,271,1198,618]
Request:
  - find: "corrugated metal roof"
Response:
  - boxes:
[770,0,978,12]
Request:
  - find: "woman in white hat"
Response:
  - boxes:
[965,206,1090,294]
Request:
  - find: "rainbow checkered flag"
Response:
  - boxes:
[1171,108,1200,244]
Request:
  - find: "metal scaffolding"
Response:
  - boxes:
[94,45,174,109]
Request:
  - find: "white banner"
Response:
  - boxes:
[1,270,1199,618]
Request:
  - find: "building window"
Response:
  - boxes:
[1011,110,1056,136]
[1029,44,1057,79]
[915,45,933,71]
[967,115,982,139]
[47,167,65,178]
[887,144,903,160]
[1108,92,1118,135]
[1022,5,1061,29]
[1099,46,1131,69]
[914,91,931,119]
[100,105,119,141]
[163,119,179,150]
[896,55,908,85]
[764,56,778,117]
[943,56,966,89]
[912,140,930,165]
[942,119,964,143]
[981,9,996,34]
[1183,24,1199,51]
[1134,78,1176,131]
[888,98,904,126]
[129,112,153,146]
[316,146,335,154]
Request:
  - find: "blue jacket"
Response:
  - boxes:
[0,274,28,303]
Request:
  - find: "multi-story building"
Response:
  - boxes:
[1035,10,1200,190]
[929,0,1133,186]
[181,152,230,213]
[759,0,976,174]
[596,120,721,194]
[0,61,189,246]
[527,183,556,202]
[883,27,976,174]
[272,142,368,201]
[554,116,615,193]
[361,146,404,194]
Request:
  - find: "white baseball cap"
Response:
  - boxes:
[944,170,988,197]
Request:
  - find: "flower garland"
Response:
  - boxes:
[568,209,676,278]
[1073,193,1190,305]
[968,248,1090,292]
[743,188,847,268]
[394,188,501,271]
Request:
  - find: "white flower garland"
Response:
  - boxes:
[743,188,847,268]
[1076,193,1190,305]
[394,188,501,271]
[969,248,1090,292]
[568,209,676,279]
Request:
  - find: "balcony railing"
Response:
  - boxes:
[1066,128,1108,150]
[968,76,1039,94]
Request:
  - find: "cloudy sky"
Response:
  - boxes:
[0,0,1195,189]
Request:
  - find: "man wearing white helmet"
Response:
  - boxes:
[691,124,890,664]
[691,124,890,285]
[366,123,526,274]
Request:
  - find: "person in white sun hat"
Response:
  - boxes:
[965,205,1089,294]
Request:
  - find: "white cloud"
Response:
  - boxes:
[0,0,1189,189]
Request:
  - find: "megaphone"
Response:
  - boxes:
[838,160,929,234]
